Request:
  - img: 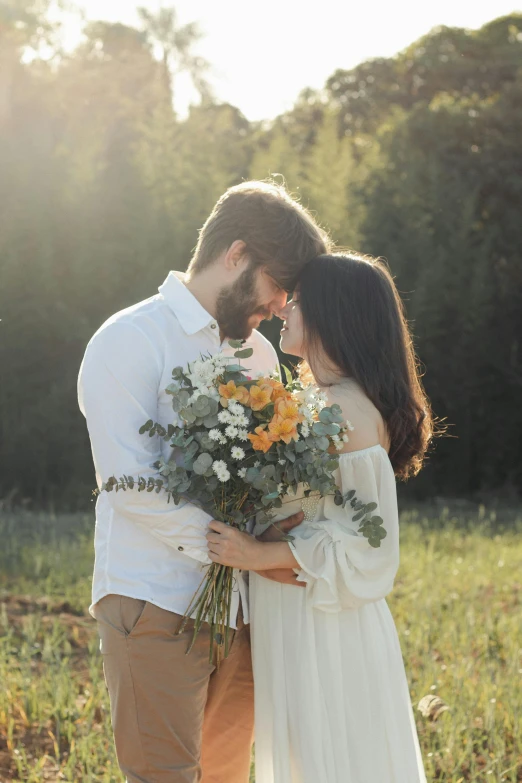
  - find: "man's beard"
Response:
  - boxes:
[215,264,271,340]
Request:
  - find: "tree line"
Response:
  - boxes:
[1,3,521,506]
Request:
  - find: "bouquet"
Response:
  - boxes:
[103,341,385,662]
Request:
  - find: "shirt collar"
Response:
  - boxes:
[158,271,215,335]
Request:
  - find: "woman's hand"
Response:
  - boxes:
[207,520,300,571]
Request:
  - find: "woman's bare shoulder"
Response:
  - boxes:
[324,382,389,453]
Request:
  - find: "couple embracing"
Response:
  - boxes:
[78,181,431,783]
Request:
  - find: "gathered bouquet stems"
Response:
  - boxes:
[178,493,252,665]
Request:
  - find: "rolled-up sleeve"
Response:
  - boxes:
[78,318,211,564]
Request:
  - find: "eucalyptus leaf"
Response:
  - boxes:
[193,453,213,475]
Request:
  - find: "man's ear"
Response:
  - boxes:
[224,240,248,271]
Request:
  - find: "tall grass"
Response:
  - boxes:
[0,506,521,782]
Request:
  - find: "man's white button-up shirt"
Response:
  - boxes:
[78,271,279,627]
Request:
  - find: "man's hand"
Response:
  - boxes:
[256,510,304,543]
[254,510,305,586]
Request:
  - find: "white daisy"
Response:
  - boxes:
[212,460,230,482]
[225,425,239,439]
[208,429,222,441]
[237,467,247,479]
[231,446,245,460]
[237,429,249,441]
[218,409,233,424]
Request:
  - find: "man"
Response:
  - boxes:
[78,180,328,783]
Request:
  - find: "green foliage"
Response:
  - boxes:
[1,9,521,505]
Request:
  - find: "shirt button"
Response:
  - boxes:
[178,546,184,552]
[210,323,217,329]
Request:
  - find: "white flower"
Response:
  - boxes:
[232,413,249,428]
[237,467,247,478]
[218,409,233,424]
[225,425,238,439]
[218,434,227,445]
[299,404,314,422]
[277,483,283,494]
[279,459,286,465]
[342,434,350,443]
[332,434,343,451]
[346,420,355,432]
[212,460,230,482]
[254,460,261,467]
[300,421,310,438]
[238,429,249,441]
[209,429,222,441]
[228,400,243,415]
[231,446,245,460]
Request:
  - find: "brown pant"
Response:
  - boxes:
[93,594,254,783]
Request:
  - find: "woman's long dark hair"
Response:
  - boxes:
[298,253,434,480]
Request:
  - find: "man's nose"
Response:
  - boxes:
[271,291,288,318]
[276,300,291,320]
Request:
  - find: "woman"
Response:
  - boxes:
[206,253,432,782]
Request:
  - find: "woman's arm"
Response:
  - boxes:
[206,520,300,571]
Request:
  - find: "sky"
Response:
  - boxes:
[59,0,521,120]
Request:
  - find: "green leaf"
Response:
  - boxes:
[223,364,243,373]
[139,419,154,434]
[319,408,333,424]
[228,339,243,349]
[281,364,293,385]
[234,348,254,359]
[352,509,366,522]
[370,515,384,526]
[365,502,378,513]
[193,453,213,475]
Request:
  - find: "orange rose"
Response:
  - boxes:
[248,426,274,452]
[268,415,299,445]
[219,380,250,407]
[248,384,273,411]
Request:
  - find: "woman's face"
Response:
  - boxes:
[279,292,305,356]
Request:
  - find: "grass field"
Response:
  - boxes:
[0,505,521,782]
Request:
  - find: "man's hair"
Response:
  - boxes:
[188,180,330,291]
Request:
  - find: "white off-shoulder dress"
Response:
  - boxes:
[250,445,427,783]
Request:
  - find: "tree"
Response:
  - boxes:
[137,5,212,109]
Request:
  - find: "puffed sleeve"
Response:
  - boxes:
[289,447,400,612]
